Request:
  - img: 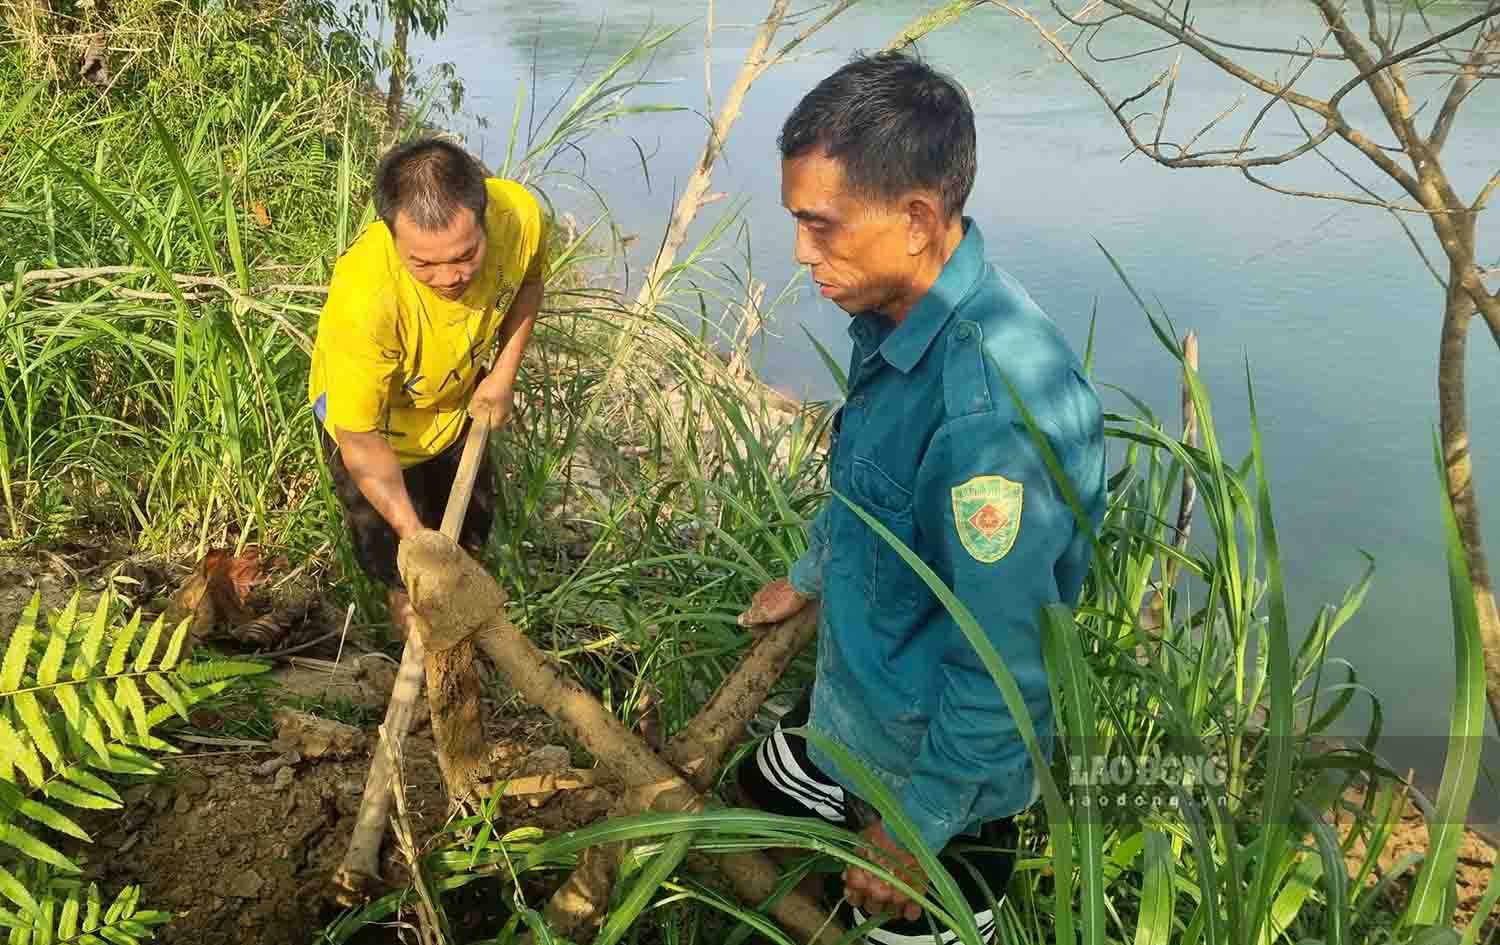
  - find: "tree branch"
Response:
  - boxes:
[761,0,857,75]
[1326,5,1500,110]
[1476,169,1500,212]
[1285,104,1446,288]
[1429,29,1499,152]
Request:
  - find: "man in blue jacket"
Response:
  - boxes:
[736,51,1107,943]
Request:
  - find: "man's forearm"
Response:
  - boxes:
[336,428,423,539]
[483,278,541,393]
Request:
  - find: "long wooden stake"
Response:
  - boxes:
[332,416,492,904]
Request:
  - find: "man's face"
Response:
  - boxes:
[781,150,916,317]
[392,208,488,301]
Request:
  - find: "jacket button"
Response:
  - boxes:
[956,323,974,341]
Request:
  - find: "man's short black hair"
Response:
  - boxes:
[373,137,488,233]
[779,50,976,220]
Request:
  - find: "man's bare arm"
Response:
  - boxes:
[335,427,423,539]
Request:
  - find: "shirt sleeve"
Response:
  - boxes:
[524,206,552,284]
[897,411,1074,855]
[787,500,831,600]
[316,262,402,437]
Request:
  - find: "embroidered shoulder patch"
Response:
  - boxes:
[951,475,1023,563]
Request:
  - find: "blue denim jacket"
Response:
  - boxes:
[790,219,1107,855]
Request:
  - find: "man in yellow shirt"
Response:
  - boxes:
[308,137,548,640]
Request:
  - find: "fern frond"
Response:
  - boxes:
[104,612,140,678]
[4,870,171,945]
[0,588,265,937]
[70,599,108,684]
[2,597,39,694]
[174,660,270,686]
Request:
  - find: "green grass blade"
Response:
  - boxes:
[1402,432,1489,930]
[801,326,848,397]
[1041,603,1104,944]
[1133,830,1175,945]
[1244,364,1297,945]
[592,832,695,945]
[147,107,222,278]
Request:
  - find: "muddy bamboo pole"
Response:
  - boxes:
[332,416,492,904]
[398,531,842,944]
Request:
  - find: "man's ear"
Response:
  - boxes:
[904,193,944,256]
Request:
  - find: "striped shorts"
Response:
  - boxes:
[735,692,1019,945]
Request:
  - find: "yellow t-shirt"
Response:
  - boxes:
[308,178,548,467]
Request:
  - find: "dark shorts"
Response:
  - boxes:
[737,692,1018,945]
[318,422,498,590]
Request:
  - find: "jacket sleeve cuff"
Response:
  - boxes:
[787,503,830,600]
[897,781,962,857]
[788,549,824,600]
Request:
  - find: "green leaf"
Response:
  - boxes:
[83,883,101,931]
[174,660,270,686]
[15,798,89,842]
[1245,367,1297,945]
[112,680,150,744]
[1459,854,1500,945]
[0,717,44,787]
[88,683,127,743]
[0,823,79,874]
[144,675,189,722]
[2,595,39,693]
[1041,603,1104,944]
[1134,830,1176,945]
[14,693,62,773]
[0,865,38,920]
[148,106,223,279]
[61,768,120,804]
[72,597,109,682]
[593,831,695,945]
[1403,433,1490,931]
[132,617,164,675]
[42,781,119,813]
[35,627,66,690]
[105,613,141,678]
[157,620,191,673]
[57,893,79,942]
[800,326,848,397]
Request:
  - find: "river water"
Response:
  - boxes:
[406,0,1500,816]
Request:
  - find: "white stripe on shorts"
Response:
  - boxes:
[755,727,846,823]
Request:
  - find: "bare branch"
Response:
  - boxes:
[1068,0,1338,115]
[1363,0,1395,58]
[1233,33,1331,164]
[1154,53,1182,151]
[704,0,715,116]
[1285,104,1447,288]
[986,1,1350,170]
[1476,169,1500,213]
[1238,166,1431,211]
[761,0,856,74]
[1178,28,1348,60]
[1326,5,1500,111]
[1429,29,1500,152]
